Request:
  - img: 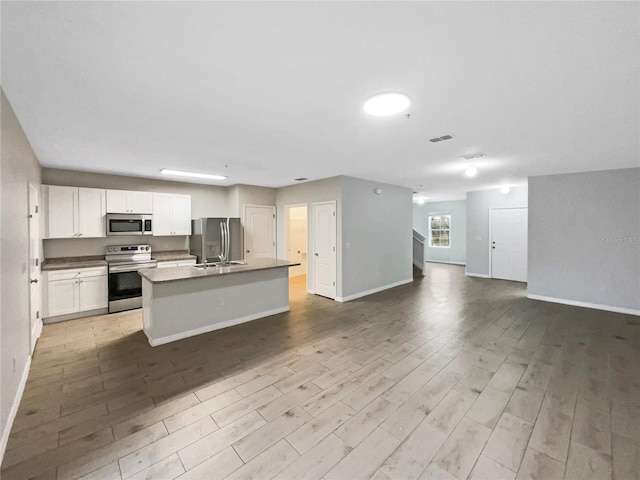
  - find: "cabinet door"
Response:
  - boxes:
[46,185,78,238]
[79,276,108,311]
[128,191,153,214]
[106,190,129,213]
[78,188,106,238]
[48,279,80,316]
[171,195,192,235]
[152,193,173,236]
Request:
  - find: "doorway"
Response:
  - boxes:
[285,204,308,296]
[28,183,42,353]
[312,201,337,299]
[490,207,528,282]
[243,205,276,260]
[286,205,308,278]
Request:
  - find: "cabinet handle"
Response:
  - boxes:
[78,233,83,237]
[30,278,38,284]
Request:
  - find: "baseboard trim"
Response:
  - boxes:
[30,318,43,353]
[465,271,490,278]
[146,306,291,346]
[0,355,32,463]
[527,294,640,316]
[44,307,108,324]
[336,278,413,303]
[426,260,466,266]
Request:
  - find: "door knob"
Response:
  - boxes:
[315,253,319,256]
[246,250,250,253]
[30,278,38,284]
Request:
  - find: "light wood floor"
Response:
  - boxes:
[2,264,639,480]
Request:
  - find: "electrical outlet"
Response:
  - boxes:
[218,297,224,306]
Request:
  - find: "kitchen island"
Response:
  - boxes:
[138,258,299,346]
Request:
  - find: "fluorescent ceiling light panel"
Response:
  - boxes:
[500,186,510,194]
[364,92,410,116]
[160,169,227,180]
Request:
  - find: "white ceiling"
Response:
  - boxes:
[2,2,638,200]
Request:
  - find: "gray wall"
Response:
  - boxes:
[466,185,528,276]
[1,90,42,452]
[341,176,413,299]
[528,169,640,312]
[41,168,231,258]
[276,177,342,295]
[413,200,467,264]
[228,184,277,217]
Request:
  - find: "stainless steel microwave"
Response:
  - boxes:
[106,214,153,236]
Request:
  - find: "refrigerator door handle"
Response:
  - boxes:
[225,218,231,260]
[220,222,226,261]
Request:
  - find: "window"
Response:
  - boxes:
[429,214,450,248]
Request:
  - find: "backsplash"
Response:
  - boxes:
[43,235,189,258]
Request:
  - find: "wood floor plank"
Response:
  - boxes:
[2,267,639,480]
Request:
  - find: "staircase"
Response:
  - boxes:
[413,229,427,276]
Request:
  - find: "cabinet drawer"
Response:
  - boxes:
[48,266,107,281]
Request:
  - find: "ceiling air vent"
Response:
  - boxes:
[461,153,486,160]
[294,177,308,182]
[429,134,454,143]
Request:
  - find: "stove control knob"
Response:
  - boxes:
[146,246,150,251]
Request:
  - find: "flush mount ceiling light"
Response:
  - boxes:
[160,169,227,180]
[464,166,478,177]
[500,186,511,194]
[364,92,410,116]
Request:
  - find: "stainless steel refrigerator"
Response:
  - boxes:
[189,218,243,263]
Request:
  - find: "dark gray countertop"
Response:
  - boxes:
[42,250,196,271]
[41,256,107,271]
[138,258,300,284]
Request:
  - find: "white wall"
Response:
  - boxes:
[1,90,42,459]
[340,176,413,300]
[413,200,467,264]
[466,185,528,277]
[528,169,640,313]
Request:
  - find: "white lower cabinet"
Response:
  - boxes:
[157,259,196,268]
[47,278,80,316]
[79,275,108,311]
[45,267,108,319]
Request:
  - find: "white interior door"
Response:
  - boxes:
[491,207,528,282]
[244,205,276,259]
[313,201,337,299]
[29,183,41,353]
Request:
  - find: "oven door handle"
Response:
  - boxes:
[109,264,157,273]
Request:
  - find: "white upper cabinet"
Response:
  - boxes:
[46,185,77,238]
[152,193,191,236]
[78,188,107,237]
[44,185,106,238]
[106,189,153,213]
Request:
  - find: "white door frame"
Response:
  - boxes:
[243,204,276,258]
[489,206,528,279]
[28,182,42,353]
[284,203,309,287]
[311,200,337,299]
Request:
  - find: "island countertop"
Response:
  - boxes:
[138,257,300,284]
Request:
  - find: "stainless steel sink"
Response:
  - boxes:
[192,261,247,269]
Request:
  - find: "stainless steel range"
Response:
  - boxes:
[106,245,157,313]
